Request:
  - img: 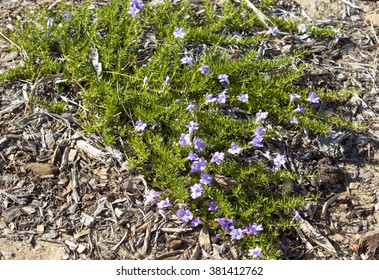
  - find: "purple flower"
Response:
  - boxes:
[251,137,263,148]
[216,218,234,231]
[274,154,286,169]
[244,223,263,236]
[205,94,217,103]
[146,190,160,202]
[135,120,147,131]
[187,151,199,161]
[193,137,205,151]
[297,23,307,33]
[211,152,225,165]
[294,104,305,113]
[256,109,268,123]
[164,76,171,84]
[176,208,193,223]
[181,57,193,67]
[157,198,172,208]
[248,247,264,258]
[64,11,71,21]
[231,228,244,240]
[217,92,228,104]
[186,121,199,135]
[308,92,320,103]
[179,133,191,147]
[190,158,207,174]
[241,9,247,20]
[131,0,144,10]
[143,76,149,84]
[173,27,185,38]
[253,127,265,138]
[237,93,249,103]
[200,173,213,185]
[208,202,218,211]
[128,5,140,18]
[186,103,198,111]
[289,93,300,102]
[217,74,229,84]
[290,117,298,124]
[191,217,203,227]
[228,142,243,154]
[294,210,301,221]
[215,233,222,239]
[190,183,204,199]
[46,17,54,28]
[198,64,211,74]
[266,26,279,36]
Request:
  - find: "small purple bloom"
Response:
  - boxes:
[157,198,172,208]
[143,76,149,84]
[266,26,279,36]
[208,202,218,211]
[230,228,244,240]
[211,152,225,165]
[253,127,265,138]
[215,233,222,239]
[190,183,204,199]
[205,94,217,103]
[294,104,305,113]
[198,64,211,75]
[173,28,185,38]
[241,9,247,20]
[146,190,160,202]
[191,217,203,227]
[179,133,191,147]
[186,121,199,135]
[135,120,147,131]
[216,218,234,231]
[131,0,144,10]
[193,137,205,151]
[297,23,307,33]
[274,154,286,169]
[200,173,213,185]
[308,92,320,103]
[289,93,300,102]
[237,93,249,103]
[228,142,243,154]
[217,92,228,104]
[164,76,171,84]
[46,17,54,28]
[187,151,199,161]
[251,137,263,148]
[248,247,264,258]
[64,11,71,21]
[186,103,198,111]
[256,109,268,123]
[290,117,298,124]
[244,223,263,236]
[181,57,193,67]
[294,210,301,221]
[217,74,229,84]
[190,158,207,174]
[128,5,140,18]
[176,208,193,223]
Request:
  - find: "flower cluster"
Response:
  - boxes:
[176,207,203,227]
[128,0,144,19]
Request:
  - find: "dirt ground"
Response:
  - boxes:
[1,0,379,260]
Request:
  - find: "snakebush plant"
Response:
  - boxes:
[0,0,353,259]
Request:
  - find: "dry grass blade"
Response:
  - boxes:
[237,0,274,29]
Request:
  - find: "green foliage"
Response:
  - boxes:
[0,0,354,259]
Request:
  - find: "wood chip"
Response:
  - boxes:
[351,229,379,259]
[198,226,212,253]
[25,163,59,176]
[76,139,105,159]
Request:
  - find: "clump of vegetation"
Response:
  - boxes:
[0,0,352,259]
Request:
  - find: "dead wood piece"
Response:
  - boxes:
[352,229,379,259]
[155,249,185,260]
[25,163,59,176]
[160,228,193,233]
[321,192,346,219]
[69,168,80,204]
[76,139,105,160]
[198,226,212,253]
[298,219,338,256]
[111,231,129,251]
